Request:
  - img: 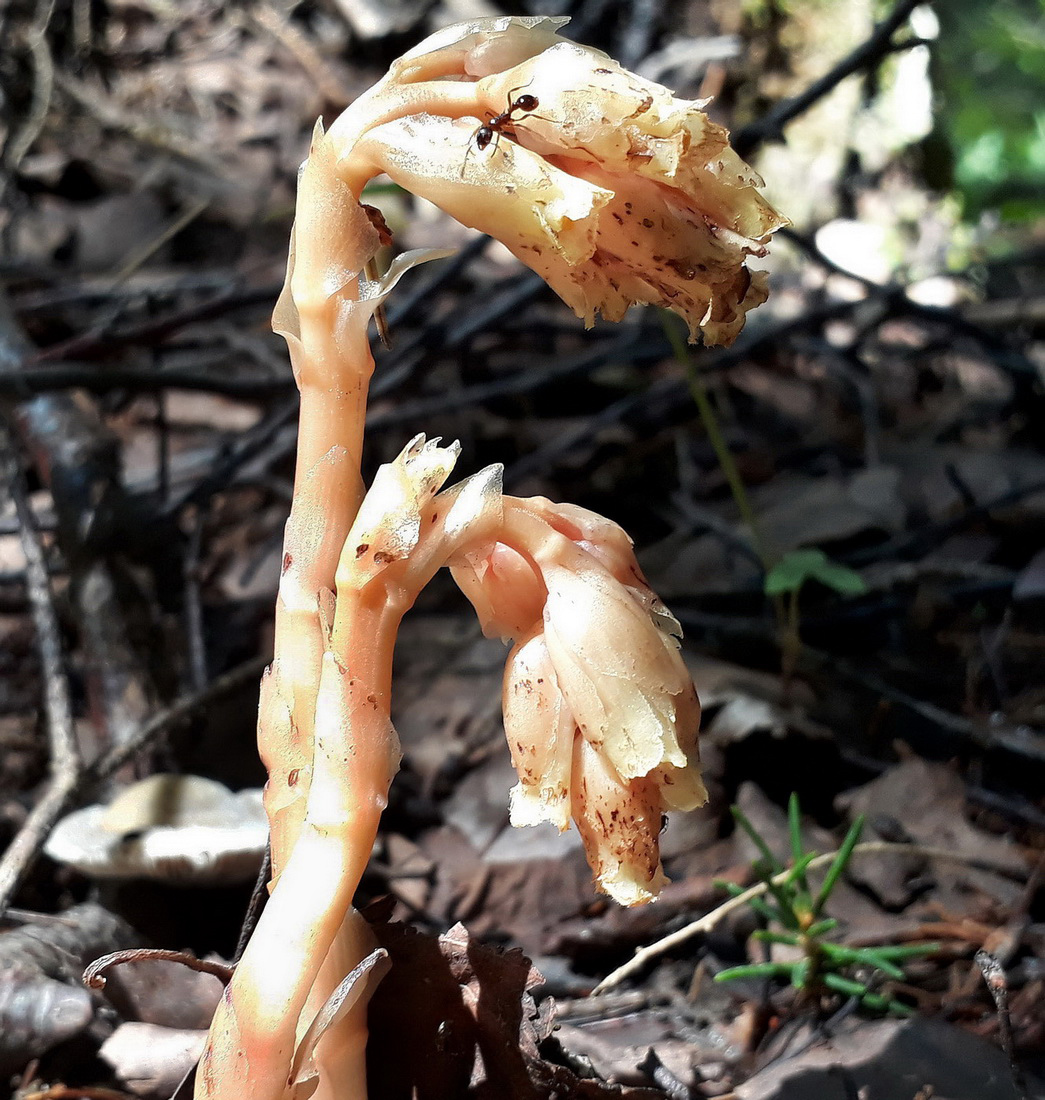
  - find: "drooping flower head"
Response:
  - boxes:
[331,16,786,347]
[452,496,706,905]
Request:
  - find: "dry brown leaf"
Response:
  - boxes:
[836,757,1028,912]
[367,921,661,1099]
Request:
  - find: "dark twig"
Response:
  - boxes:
[0,428,81,916]
[780,227,1038,377]
[809,649,1045,764]
[1,0,57,186]
[846,478,1045,567]
[503,298,868,484]
[27,285,280,364]
[234,847,272,965]
[0,363,294,398]
[89,652,270,783]
[182,508,209,692]
[84,947,234,990]
[168,398,298,514]
[367,330,644,433]
[442,270,548,351]
[733,0,924,158]
[384,234,490,329]
[975,949,1029,1100]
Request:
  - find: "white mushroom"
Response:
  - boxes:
[45,775,268,884]
[100,1022,208,1097]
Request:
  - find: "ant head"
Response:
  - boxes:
[475,126,494,151]
[514,93,539,113]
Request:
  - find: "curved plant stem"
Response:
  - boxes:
[660,311,771,571]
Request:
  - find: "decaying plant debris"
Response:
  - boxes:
[0,0,1043,1098]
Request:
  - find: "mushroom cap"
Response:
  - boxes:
[45,775,268,885]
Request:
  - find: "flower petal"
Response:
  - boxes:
[502,630,575,831]
[542,561,694,779]
[571,736,666,906]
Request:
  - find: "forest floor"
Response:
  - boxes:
[0,1,1043,1098]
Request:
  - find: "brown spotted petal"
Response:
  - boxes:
[454,495,707,904]
[540,559,696,782]
[524,497,684,638]
[502,629,575,831]
[571,736,667,906]
[476,42,786,344]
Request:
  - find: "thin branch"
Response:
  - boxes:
[0,427,81,916]
[0,363,294,398]
[26,284,280,364]
[84,947,234,990]
[975,949,1030,1100]
[89,652,270,783]
[2,0,57,173]
[821,652,1045,764]
[593,841,1031,994]
[733,0,924,158]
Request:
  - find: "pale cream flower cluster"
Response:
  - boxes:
[453,497,706,905]
[336,15,787,347]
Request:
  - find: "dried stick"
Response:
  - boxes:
[594,841,1031,993]
[0,428,80,916]
[84,948,235,990]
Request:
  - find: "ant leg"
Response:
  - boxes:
[461,129,478,178]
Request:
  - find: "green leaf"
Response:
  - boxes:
[820,943,905,980]
[812,560,869,598]
[859,990,914,1016]
[764,549,867,598]
[851,951,907,981]
[716,881,785,925]
[792,956,811,990]
[818,942,867,964]
[785,852,818,886]
[732,807,785,873]
[822,972,870,998]
[862,942,940,959]
[749,896,786,924]
[714,879,748,897]
[787,793,808,890]
[715,962,798,983]
[752,930,801,947]
[805,918,839,937]
[764,549,828,596]
[812,816,865,916]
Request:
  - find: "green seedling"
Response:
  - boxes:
[714,793,937,1016]
[764,549,867,688]
[764,548,868,600]
[662,313,869,693]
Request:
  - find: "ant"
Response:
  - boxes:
[475,89,540,152]
[462,87,543,175]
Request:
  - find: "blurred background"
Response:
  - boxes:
[0,0,1043,1096]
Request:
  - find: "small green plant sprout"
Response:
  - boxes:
[764,549,867,685]
[764,548,868,600]
[714,794,938,1016]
